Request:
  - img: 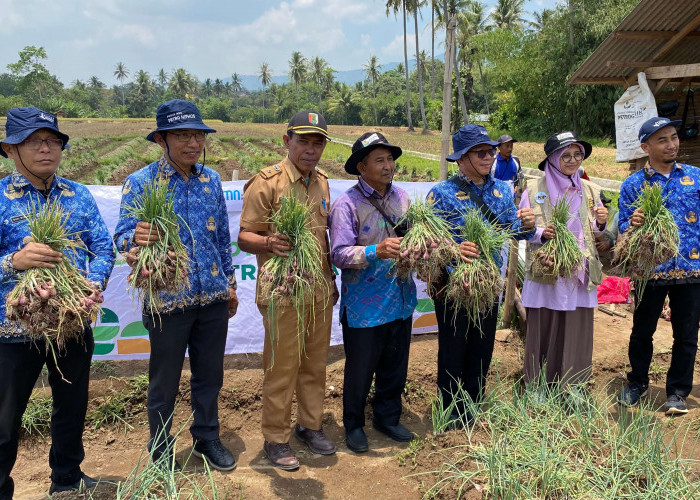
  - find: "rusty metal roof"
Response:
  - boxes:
[568,0,700,85]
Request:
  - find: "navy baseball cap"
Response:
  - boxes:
[638,116,682,143]
[344,131,402,175]
[446,124,498,162]
[146,99,216,142]
[1,107,70,158]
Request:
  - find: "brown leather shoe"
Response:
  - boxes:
[263,441,299,471]
[294,424,336,455]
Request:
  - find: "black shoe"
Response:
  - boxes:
[617,383,648,407]
[345,427,369,453]
[372,420,413,442]
[151,448,182,472]
[49,474,98,494]
[193,438,237,471]
[665,395,689,416]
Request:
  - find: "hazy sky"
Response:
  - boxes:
[0,0,558,86]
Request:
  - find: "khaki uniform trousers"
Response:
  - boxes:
[258,299,332,443]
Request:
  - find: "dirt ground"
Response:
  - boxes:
[11,303,698,500]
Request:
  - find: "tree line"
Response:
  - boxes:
[0,0,638,139]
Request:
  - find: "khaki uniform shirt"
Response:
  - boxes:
[240,155,333,305]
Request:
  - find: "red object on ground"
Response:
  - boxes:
[597,276,630,304]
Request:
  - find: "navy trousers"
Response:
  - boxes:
[341,314,412,431]
[0,328,93,499]
[143,301,228,453]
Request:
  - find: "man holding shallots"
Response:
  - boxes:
[426,124,535,428]
[328,132,417,453]
[238,110,336,470]
[114,99,238,471]
[617,117,700,415]
[0,107,114,498]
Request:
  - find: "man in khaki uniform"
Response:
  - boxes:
[238,110,336,470]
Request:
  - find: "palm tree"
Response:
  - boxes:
[72,79,86,91]
[258,62,272,123]
[327,83,359,125]
[157,69,169,89]
[321,67,336,95]
[230,73,243,109]
[213,78,224,97]
[89,76,104,89]
[491,0,527,29]
[113,62,129,106]
[386,0,414,131]
[169,68,195,99]
[288,51,307,110]
[409,0,429,132]
[309,57,328,111]
[202,78,213,97]
[362,55,381,125]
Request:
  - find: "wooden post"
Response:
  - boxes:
[232,170,239,181]
[501,239,519,329]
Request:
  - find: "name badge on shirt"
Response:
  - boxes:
[535,192,548,204]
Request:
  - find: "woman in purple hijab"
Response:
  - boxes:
[519,132,608,391]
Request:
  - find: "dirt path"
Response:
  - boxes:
[13,307,696,500]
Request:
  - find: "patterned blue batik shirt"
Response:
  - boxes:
[328,178,417,328]
[426,172,533,267]
[0,171,115,343]
[618,163,700,283]
[113,157,236,313]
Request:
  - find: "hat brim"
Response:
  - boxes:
[538,140,592,170]
[146,123,217,143]
[446,139,499,162]
[344,143,403,175]
[499,139,518,144]
[0,128,70,158]
[287,125,330,139]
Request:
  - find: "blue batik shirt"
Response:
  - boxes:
[426,172,533,268]
[113,157,236,313]
[618,162,700,283]
[0,171,115,343]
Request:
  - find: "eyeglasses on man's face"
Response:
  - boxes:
[469,148,497,159]
[561,152,584,163]
[22,138,63,151]
[168,131,207,143]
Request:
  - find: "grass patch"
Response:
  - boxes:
[21,390,52,438]
[86,373,149,430]
[416,375,700,498]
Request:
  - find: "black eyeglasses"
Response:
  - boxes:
[22,138,63,151]
[561,152,584,163]
[168,131,207,143]
[469,148,497,159]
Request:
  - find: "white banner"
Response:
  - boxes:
[90,180,439,360]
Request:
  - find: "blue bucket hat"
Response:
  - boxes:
[638,116,682,143]
[1,107,70,158]
[146,99,216,143]
[446,124,498,162]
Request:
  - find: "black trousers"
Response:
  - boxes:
[341,314,412,431]
[627,282,700,397]
[144,301,228,453]
[0,329,94,499]
[434,299,498,417]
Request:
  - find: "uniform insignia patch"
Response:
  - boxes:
[680,176,695,186]
[686,211,697,223]
[493,188,502,198]
[535,191,548,204]
[308,113,319,125]
[455,191,469,201]
[206,216,216,231]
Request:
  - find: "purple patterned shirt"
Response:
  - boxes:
[328,178,417,328]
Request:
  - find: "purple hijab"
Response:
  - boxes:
[543,144,588,282]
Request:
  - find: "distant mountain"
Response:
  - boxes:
[227,60,412,91]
